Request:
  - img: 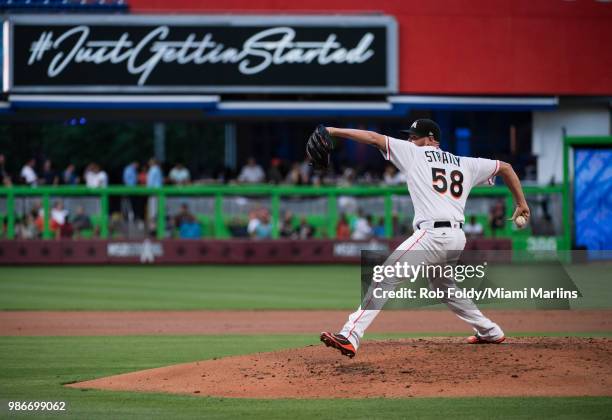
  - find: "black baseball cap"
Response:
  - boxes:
[400,119,441,141]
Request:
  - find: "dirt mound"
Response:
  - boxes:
[69,337,612,398]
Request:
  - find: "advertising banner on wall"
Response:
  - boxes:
[3,14,397,94]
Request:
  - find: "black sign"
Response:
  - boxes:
[4,15,397,94]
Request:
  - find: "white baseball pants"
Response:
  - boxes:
[340,226,504,349]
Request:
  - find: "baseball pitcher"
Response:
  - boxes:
[308,119,530,358]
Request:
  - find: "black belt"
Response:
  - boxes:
[433,221,463,228]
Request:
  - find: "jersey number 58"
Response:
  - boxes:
[432,168,464,198]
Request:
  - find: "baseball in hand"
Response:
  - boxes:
[515,215,527,228]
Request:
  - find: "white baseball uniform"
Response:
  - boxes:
[339,136,504,349]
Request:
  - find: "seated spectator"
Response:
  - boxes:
[383,164,405,185]
[20,158,38,186]
[279,210,296,238]
[83,164,94,186]
[299,159,312,184]
[0,154,12,186]
[489,200,506,236]
[352,211,373,240]
[85,163,108,188]
[255,212,272,239]
[247,209,261,238]
[50,200,67,228]
[41,159,59,186]
[372,216,386,238]
[285,163,302,185]
[336,213,351,239]
[174,203,196,228]
[168,162,191,185]
[463,215,484,237]
[179,219,202,239]
[358,170,376,184]
[29,199,41,217]
[62,164,79,185]
[109,212,126,238]
[50,200,73,238]
[297,217,314,239]
[268,158,283,185]
[15,214,38,239]
[170,203,201,239]
[238,157,265,183]
[338,167,356,187]
[31,200,44,233]
[72,205,93,237]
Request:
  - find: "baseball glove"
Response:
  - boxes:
[306,125,334,170]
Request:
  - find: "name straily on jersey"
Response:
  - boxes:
[424,150,461,167]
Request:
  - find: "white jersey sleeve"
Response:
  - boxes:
[464,157,500,187]
[380,136,417,173]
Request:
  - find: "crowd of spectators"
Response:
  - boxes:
[227,158,411,187]
[0,155,413,188]
[13,199,95,240]
[8,198,517,241]
[0,156,193,188]
[278,211,314,240]
[6,195,523,241]
[229,157,414,187]
[2,156,544,240]
[0,156,113,188]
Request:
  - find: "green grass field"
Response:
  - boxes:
[1,335,611,419]
[0,266,359,310]
[0,266,611,419]
[0,263,609,310]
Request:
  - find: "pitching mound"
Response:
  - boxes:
[68,337,612,399]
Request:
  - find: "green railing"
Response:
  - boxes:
[0,184,564,245]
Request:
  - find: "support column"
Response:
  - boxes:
[224,123,237,170]
[42,194,51,239]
